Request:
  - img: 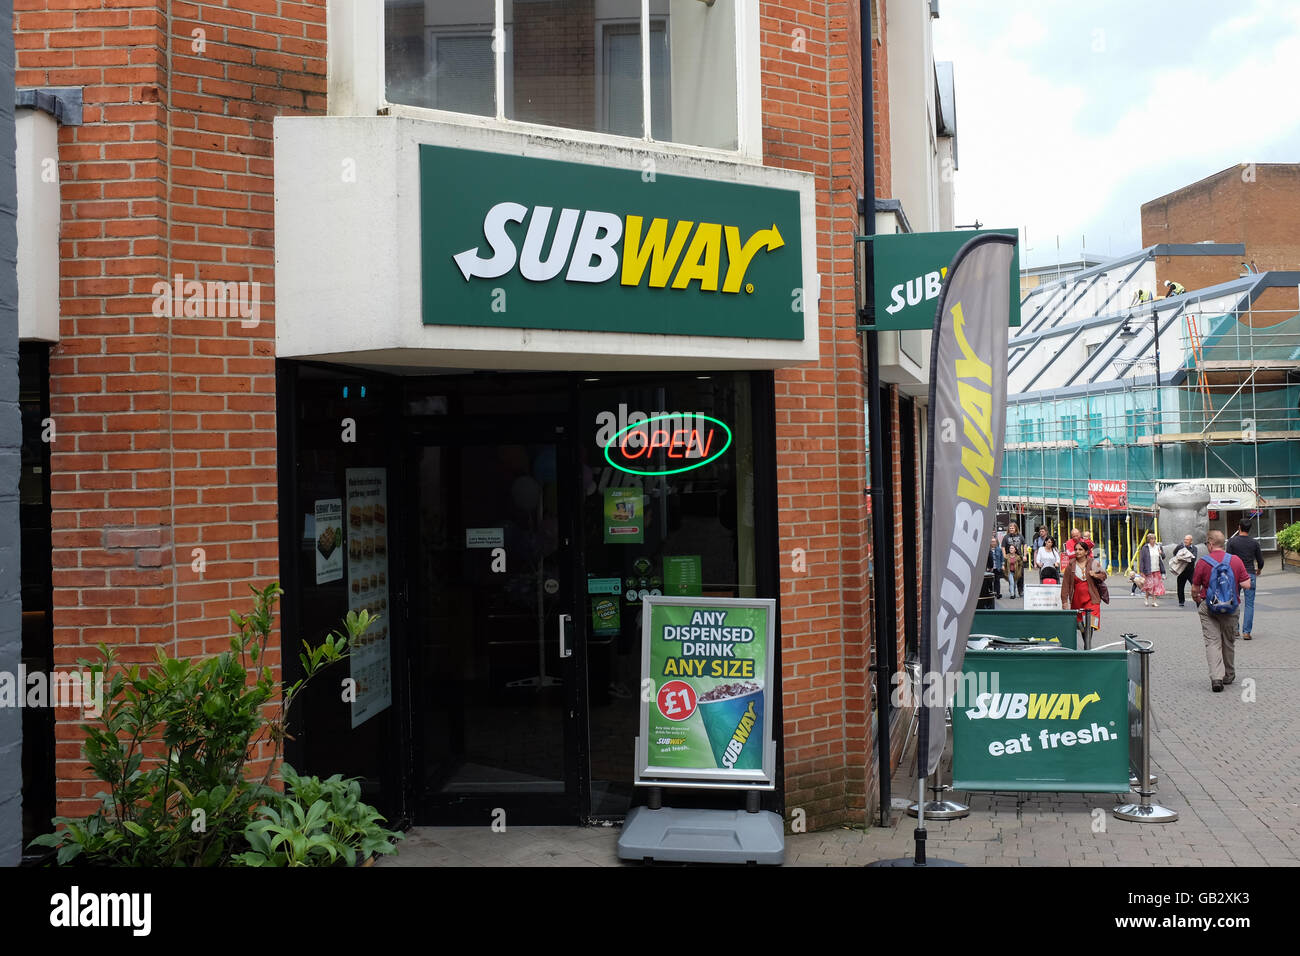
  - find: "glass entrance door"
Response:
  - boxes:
[409,431,580,823]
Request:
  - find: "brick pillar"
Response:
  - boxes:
[16,0,325,815]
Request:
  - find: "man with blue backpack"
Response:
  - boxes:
[1191,530,1254,692]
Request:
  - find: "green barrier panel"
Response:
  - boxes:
[952,650,1130,793]
[971,609,1078,649]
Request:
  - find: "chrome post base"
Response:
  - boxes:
[1113,802,1179,823]
[906,799,970,820]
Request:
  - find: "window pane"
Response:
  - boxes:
[435,35,495,116]
[652,0,737,149]
[507,0,622,135]
[602,24,643,138]
[385,0,496,116]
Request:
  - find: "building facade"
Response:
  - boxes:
[13,0,955,841]
[1001,200,1300,568]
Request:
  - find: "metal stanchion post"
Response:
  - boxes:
[908,708,969,820]
[1114,638,1178,823]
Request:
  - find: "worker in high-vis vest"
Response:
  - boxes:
[1164,279,1186,297]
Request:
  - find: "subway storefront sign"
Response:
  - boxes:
[420,145,805,340]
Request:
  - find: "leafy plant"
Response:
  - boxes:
[30,582,376,866]
[1277,521,1300,555]
[233,763,404,867]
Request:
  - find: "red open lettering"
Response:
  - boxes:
[667,429,690,458]
[620,429,650,458]
[686,428,715,458]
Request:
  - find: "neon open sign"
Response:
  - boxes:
[604,414,733,477]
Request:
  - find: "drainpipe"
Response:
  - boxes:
[860,0,893,829]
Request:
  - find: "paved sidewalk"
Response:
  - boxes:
[382,569,1300,866]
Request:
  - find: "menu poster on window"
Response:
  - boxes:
[314,498,344,584]
[664,555,702,597]
[604,487,644,544]
[345,468,392,728]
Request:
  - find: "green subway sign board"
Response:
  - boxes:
[971,609,1078,650]
[636,597,776,786]
[871,228,1022,330]
[420,145,804,339]
[953,650,1130,793]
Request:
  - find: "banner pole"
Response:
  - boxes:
[1115,639,1179,823]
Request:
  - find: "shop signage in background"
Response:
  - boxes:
[603,488,644,544]
[1154,477,1261,509]
[871,228,1021,331]
[597,405,733,477]
[664,555,703,597]
[420,144,804,340]
[1087,479,1128,510]
[603,413,732,477]
[953,650,1130,792]
[591,595,621,637]
[313,498,343,584]
[636,597,776,786]
[1023,584,1062,611]
[465,527,504,548]
[345,468,392,728]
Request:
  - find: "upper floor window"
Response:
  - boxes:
[383,0,738,151]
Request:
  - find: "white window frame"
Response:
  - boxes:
[329,0,762,162]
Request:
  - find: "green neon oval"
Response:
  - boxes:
[604,413,733,477]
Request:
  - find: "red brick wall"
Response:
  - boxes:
[763,0,893,830]
[1141,164,1300,325]
[870,0,890,198]
[16,0,325,816]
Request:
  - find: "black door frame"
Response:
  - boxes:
[279,364,783,825]
[401,414,586,825]
[277,360,415,827]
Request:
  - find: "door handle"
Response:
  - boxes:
[558,613,573,658]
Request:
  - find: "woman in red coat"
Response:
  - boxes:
[1060,541,1106,648]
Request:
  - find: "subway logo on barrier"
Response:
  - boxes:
[453,203,785,295]
[420,144,805,340]
[964,691,1101,720]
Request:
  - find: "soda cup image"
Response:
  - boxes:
[698,681,763,770]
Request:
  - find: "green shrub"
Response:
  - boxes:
[30,582,376,866]
[234,763,403,867]
[1278,521,1300,555]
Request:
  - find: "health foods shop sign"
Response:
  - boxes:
[420,145,804,340]
[872,228,1022,331]
[952,650,1130,793]
[636,597,776,787]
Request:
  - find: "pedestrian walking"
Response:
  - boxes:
[1192,530,1253,692]
[989,534,1003,599]
[1035,535,1061,582]
[1170,534,1199,607]
[1226,519,1264,639]
[1138,532,1166,607]
[1031,525,1046,551]
[1060,541,1106,648]
[1003,522,1026,599]
[1064,526,1094,557]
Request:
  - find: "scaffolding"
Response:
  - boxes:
[1000,303,1300,570]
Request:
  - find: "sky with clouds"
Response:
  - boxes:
[933,0,1300,269]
